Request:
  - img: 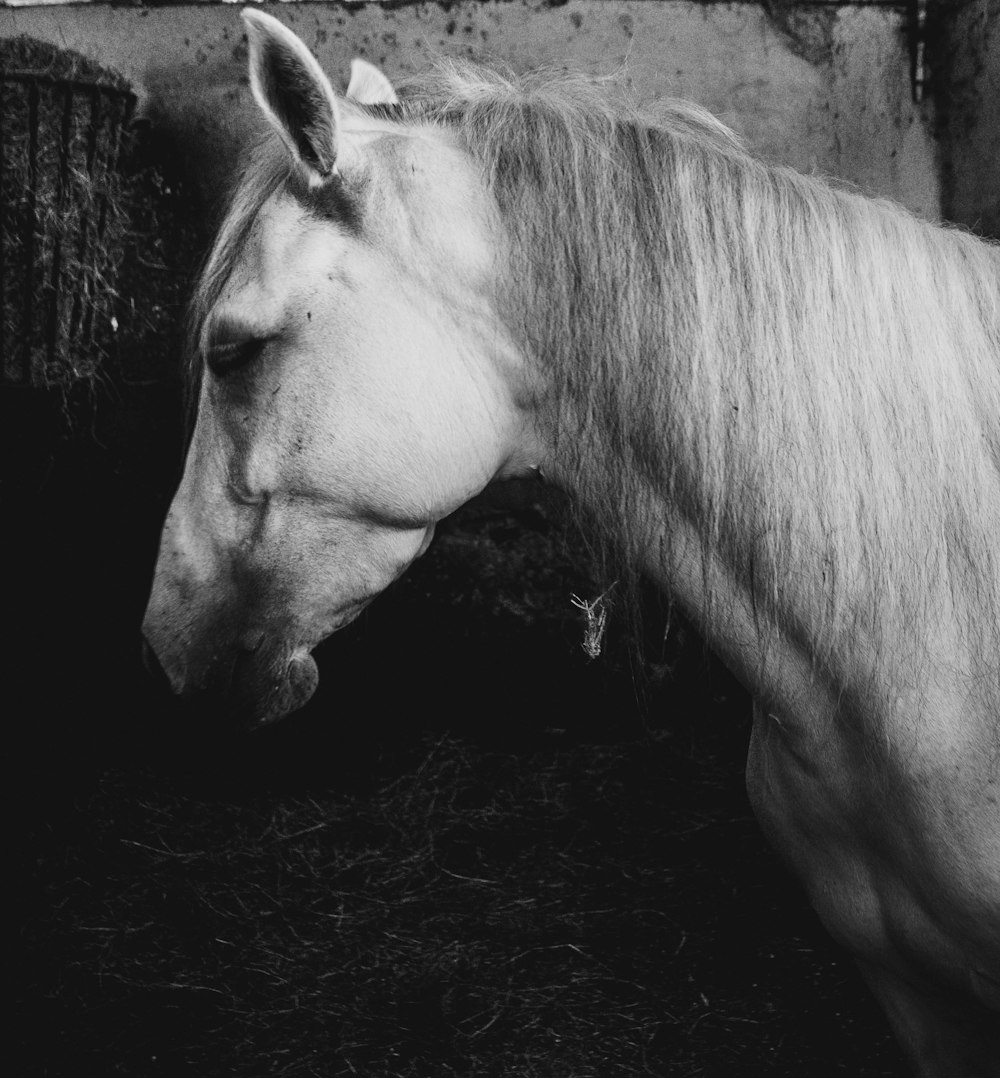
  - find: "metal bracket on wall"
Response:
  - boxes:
[909,0,929,103]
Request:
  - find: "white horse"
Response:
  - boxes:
[143,11,1000,1074]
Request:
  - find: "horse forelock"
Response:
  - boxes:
[183,138,285,420]
[184,133,367,426]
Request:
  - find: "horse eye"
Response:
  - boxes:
[205,338,267,378]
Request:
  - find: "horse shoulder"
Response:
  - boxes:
[747,678,1000,1010]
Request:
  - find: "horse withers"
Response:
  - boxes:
[143,11,1000,1074]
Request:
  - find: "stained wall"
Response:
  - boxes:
[1,1,946,225]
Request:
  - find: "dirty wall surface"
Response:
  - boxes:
[931,0,999,236]
[1,1,941,222]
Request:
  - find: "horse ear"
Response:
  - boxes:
[346,58,398,105]
[243,9,341,182]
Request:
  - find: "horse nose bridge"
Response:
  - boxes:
[153,486,263,600]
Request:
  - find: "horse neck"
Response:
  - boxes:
[558,464,960,739]
[541,322,999,727]
[595,476,844,718]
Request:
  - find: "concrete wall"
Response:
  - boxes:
[928,0,1000,237]
[1,1,943,225]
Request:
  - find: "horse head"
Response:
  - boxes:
[142,10,538,727]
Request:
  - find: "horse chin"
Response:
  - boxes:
[225,604,372,729]
[240,652,320,729]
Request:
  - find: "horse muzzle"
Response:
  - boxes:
[140,619,320,729]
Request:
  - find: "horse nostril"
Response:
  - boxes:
[142,638,173,695]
